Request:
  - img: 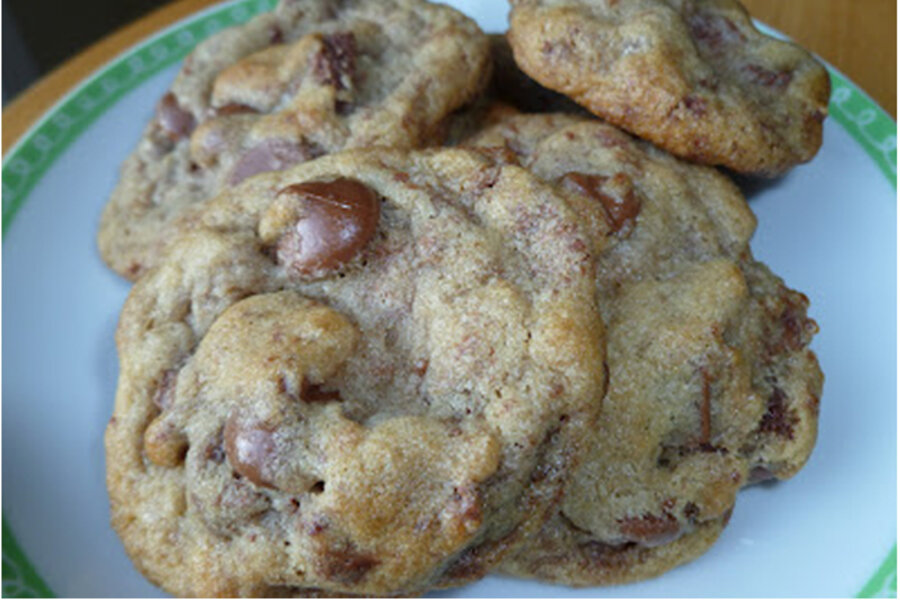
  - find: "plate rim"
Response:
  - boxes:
[1,0,896,597]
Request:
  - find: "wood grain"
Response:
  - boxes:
[3,0,896,154]
[742,0,896,117]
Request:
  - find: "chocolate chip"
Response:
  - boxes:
[617,512,681,546]
[312,32,357,90]
[214,103,259,117]
[580,540,637,566]
[307,516,329,536]
[228,139,320,185]
[688,10,746,51]
[473,145,521,166]
[758,386,798,439]
[335,100,355,116]
[413,358,429,377]
[683,502,701,521]
[125,261,144,279]
[560,172,642,235]
[274,178,380,278]
[779,295,815,352]
[156,92,195,142]
[318,542,379,585]
[743,64,793,89]
[224,414,278,489]
[268,24,284,45]
[301,379,343,403]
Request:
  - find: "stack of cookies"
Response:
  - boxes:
[99,0,827,596]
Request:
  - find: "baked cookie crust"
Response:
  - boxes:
[105,146,606,596]
[98,0,491,280]
[468,114,822,585]
[507,0,830,176]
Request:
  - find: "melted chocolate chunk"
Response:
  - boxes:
[779,295,815,352]
[473,145,521,167]
[617,512,681,546]
[318,542,379,585]
[312,32,357,90]
[759,386,798,439]
[224,414,278,488]
[228,139,321,185]
[688,10,746,52]
[274,178,380,278]
[268,23,284,45]
[743,64,793,89]
[156,92,196,141]
[560,172,642,235]
[301,378,343,403]
[683,502,701,521]
[579,540,637,568]
[214,103,259,117]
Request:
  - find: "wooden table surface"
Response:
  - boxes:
[2,0,896,153]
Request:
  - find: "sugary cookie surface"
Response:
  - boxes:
[98,0,491,279]
[507,0,830,176]
[105,146,606,596]
[467,114,822,585]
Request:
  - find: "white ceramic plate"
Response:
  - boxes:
[2,1,896,597]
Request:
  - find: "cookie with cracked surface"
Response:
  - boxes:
[97,0,491,280]
[507,0,830,176]
[105,146,606,596]
[467,114,822,585]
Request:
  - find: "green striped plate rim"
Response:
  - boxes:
[1,0,895,597]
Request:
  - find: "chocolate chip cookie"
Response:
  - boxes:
[97,0,491,280]
[105,146,606,596]
[507,0,830,176]
[467,114,823,585]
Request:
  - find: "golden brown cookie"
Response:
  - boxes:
[507,0,830,176]
[105,146,606,596]
[97,0,491,280]
[467,114,823,585]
